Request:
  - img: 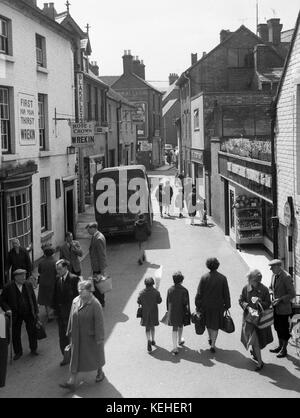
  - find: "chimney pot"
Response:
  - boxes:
[257,23,269,43]
[220,29,232,43]
[191,53,198,65]
[169,73,179,85]
[267,18,282,45]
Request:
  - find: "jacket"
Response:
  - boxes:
[0,281,38,320]
[137,287,162,327]
[89,231,107,273]
[52,272,80,320]
[59,241,83,274]
[195,271,231,312]
[166,284,190,327]
[6,247,32,275]
[270,269,295,315]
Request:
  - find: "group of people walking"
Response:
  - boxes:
[137,257,296,372]
[0,222,108,391]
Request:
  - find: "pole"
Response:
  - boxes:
[270,100,279,258]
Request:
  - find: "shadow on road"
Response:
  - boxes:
[259,362,300,394]
[68,377,123,399]
[150,345,215,367]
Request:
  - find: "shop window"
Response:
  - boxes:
[193,108,200,130]
[0,87,10,153]
[7,188,32,250]
[36,34,46,68]
[38,93,47,150]
[40,177,50,233]
[0,17,9,54]
[263,201,273,241]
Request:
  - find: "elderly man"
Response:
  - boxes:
[0,269,38,360]
[52,260,80,366]
[86,222,107,308]
[6,239,32,279]
[269,259,296,358]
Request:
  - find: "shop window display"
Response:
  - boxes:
[234,195,263,245]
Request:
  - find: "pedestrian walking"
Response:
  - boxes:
[239,270,273,371]
[59,280,105,392]
[0,269,39,360]
[155,181,164,218]
[166,271,190,355]
[0,301,10,387]
[137,277,162,353]
[163,180,174,216]
[134,214,149,265]
[59,232,83,276]
[86,222,108,308]
[195,258,231,353]
[187,185,197,225]
[269,259,296,358]
[37,245,57,322]
[52,259,80,366]
[176,172,185,218]
[6,238,32,279]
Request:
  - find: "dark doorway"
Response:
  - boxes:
[64,185,75,237]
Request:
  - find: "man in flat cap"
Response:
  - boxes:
[86,222,107,308]
[269,259,295,358]
[0,269,38,360]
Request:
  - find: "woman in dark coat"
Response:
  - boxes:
[137,277,162,353]
[195,258,231,353]
[37,246,57,321]
[239,269,273,372]
[134,214,149,265]
[166,271,190,355]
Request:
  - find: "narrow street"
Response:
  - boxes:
[1,170,300,398]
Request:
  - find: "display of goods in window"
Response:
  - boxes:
[235,195,263,245]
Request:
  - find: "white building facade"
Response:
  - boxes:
[0,0,76,287]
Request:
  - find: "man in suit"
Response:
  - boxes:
[86,222,107,308]
[6,239,32,279]
[269,259,296,358]
[0,269,38,360]
[59,232,83,276]
[52,259,80,366]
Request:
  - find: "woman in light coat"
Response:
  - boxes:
[60,280,105,391]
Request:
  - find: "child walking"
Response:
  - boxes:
[134,214,149,265]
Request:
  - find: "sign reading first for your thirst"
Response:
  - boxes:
[19,93,36,146]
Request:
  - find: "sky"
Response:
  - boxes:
[37,0,300,90]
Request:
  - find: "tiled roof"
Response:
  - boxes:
[162,99,178,117]
[99,76,120,86]
[163,83,179,101]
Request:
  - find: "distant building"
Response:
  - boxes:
[162,74,180,150]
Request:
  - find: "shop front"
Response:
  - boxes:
[0,161,37,289]
[191,149,205,201]
[84,153,105,205]
[219,152,273,254]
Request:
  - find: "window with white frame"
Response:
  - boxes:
[40,177,50,232]
[36,34,46,67]
[0,17,8,54]
[0,87,10,153]
[38,93,47,150]
[7,188,32,250]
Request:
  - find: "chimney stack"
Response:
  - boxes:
[42,3,57,20]
[122,50,133,74]
[90,61,99,76]
[169,73,179,85]
[202,51,207,58]
[220,29,232,43]
[191,53,198,66]
[257,23,269,43]
[267,18,283,45]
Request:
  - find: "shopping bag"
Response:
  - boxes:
[183,307,191,326]
[160,311,169,325]
[136,305,143,318]
[94,276,112,294]
[63,344,72,364]
[36,320,47,340]
[245,307,260,326]
[221,310,235,334]
[257,307,274,329]
[191,312,206,335]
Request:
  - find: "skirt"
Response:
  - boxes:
[204,308,224,330]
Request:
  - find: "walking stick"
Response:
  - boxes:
[9,312,13,365]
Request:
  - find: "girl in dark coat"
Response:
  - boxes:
[166,272,190,355]
[134,214,149,265]
[37,246,57,321]
[239,269,273,372]
[195,258,231,353]
[137,277,162,353]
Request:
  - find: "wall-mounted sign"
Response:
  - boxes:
[283,196,294,227]
[77,73,84,121]
[191,149,203,164]
[132,102,148,138]
[19,93,36,146]
[71,122,95,147]
[139,141,152,152]
[227,162,272,188]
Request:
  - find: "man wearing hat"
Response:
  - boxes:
[86,222,107,308]
[269,259,296,358]
[0,269,38,360]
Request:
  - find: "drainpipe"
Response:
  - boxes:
[271,99,279,258]
[117,101,122,165]
[183,71,191,176]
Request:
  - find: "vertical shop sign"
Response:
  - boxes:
[77,73,84,121]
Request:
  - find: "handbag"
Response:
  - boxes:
[35,320,47,340]
[245,307,260,326]
[63,343,72,364]
[136,305,143,318]
[94,275,112,294]
[191,311,206,335]
[257,305,274,330]
[221,310,235,334]
[160,311,169,325]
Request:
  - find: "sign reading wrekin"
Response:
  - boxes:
[71,122,95,147]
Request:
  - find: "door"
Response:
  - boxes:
[64,185,75,237]
[229,185,236,241]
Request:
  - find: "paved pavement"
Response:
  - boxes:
[1,170,300,398]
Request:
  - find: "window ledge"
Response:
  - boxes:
[40,230,54,243]
[39,150,53,158]
[37,65,48,74]
[0,54,15,63]
[2,153,20,162]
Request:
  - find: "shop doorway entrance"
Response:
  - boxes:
[64,184,75,237]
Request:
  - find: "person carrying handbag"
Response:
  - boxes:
[239,270,273,372]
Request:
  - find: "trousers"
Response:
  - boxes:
[12,314,37,355]
[274,313,291,341]
[57,316,70,355]
[0,339,8,387]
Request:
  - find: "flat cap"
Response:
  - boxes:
[269,259,282,266]
[86,221,98,229]
[13,269,27,276]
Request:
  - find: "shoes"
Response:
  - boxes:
[171,348,179,355]
[147,341,152,353]
[178,340,185,346]
[208,339,212,346]
[255,362,264,372]
[250,349,258,361]
[30,351,39,356]
[59,382,76,392]
[151,341,156,346]
[277,350,287,358]
[13,353,22,361]
[270,346,282,353]
[210,347,216,354]
[60,359,70,366]
[95,371,105,383]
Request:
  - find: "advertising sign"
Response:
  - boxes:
[132,102,148,138]
[71,122,95,147]
[77,73,84,121]
[19,93,36,146]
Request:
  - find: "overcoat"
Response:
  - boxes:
[239,283,273,350]
[37,255,57,306]
[195,271,231,330]
[137,287,162,327]
[0,281,38,320]
[269,269,295,315]
[67,295,105,374]
[60,241,83,274]
[166,284,190,327]
[89,231,107,273]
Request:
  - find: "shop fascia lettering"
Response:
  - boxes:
[227,162,271,188]
[71,121,95,146]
